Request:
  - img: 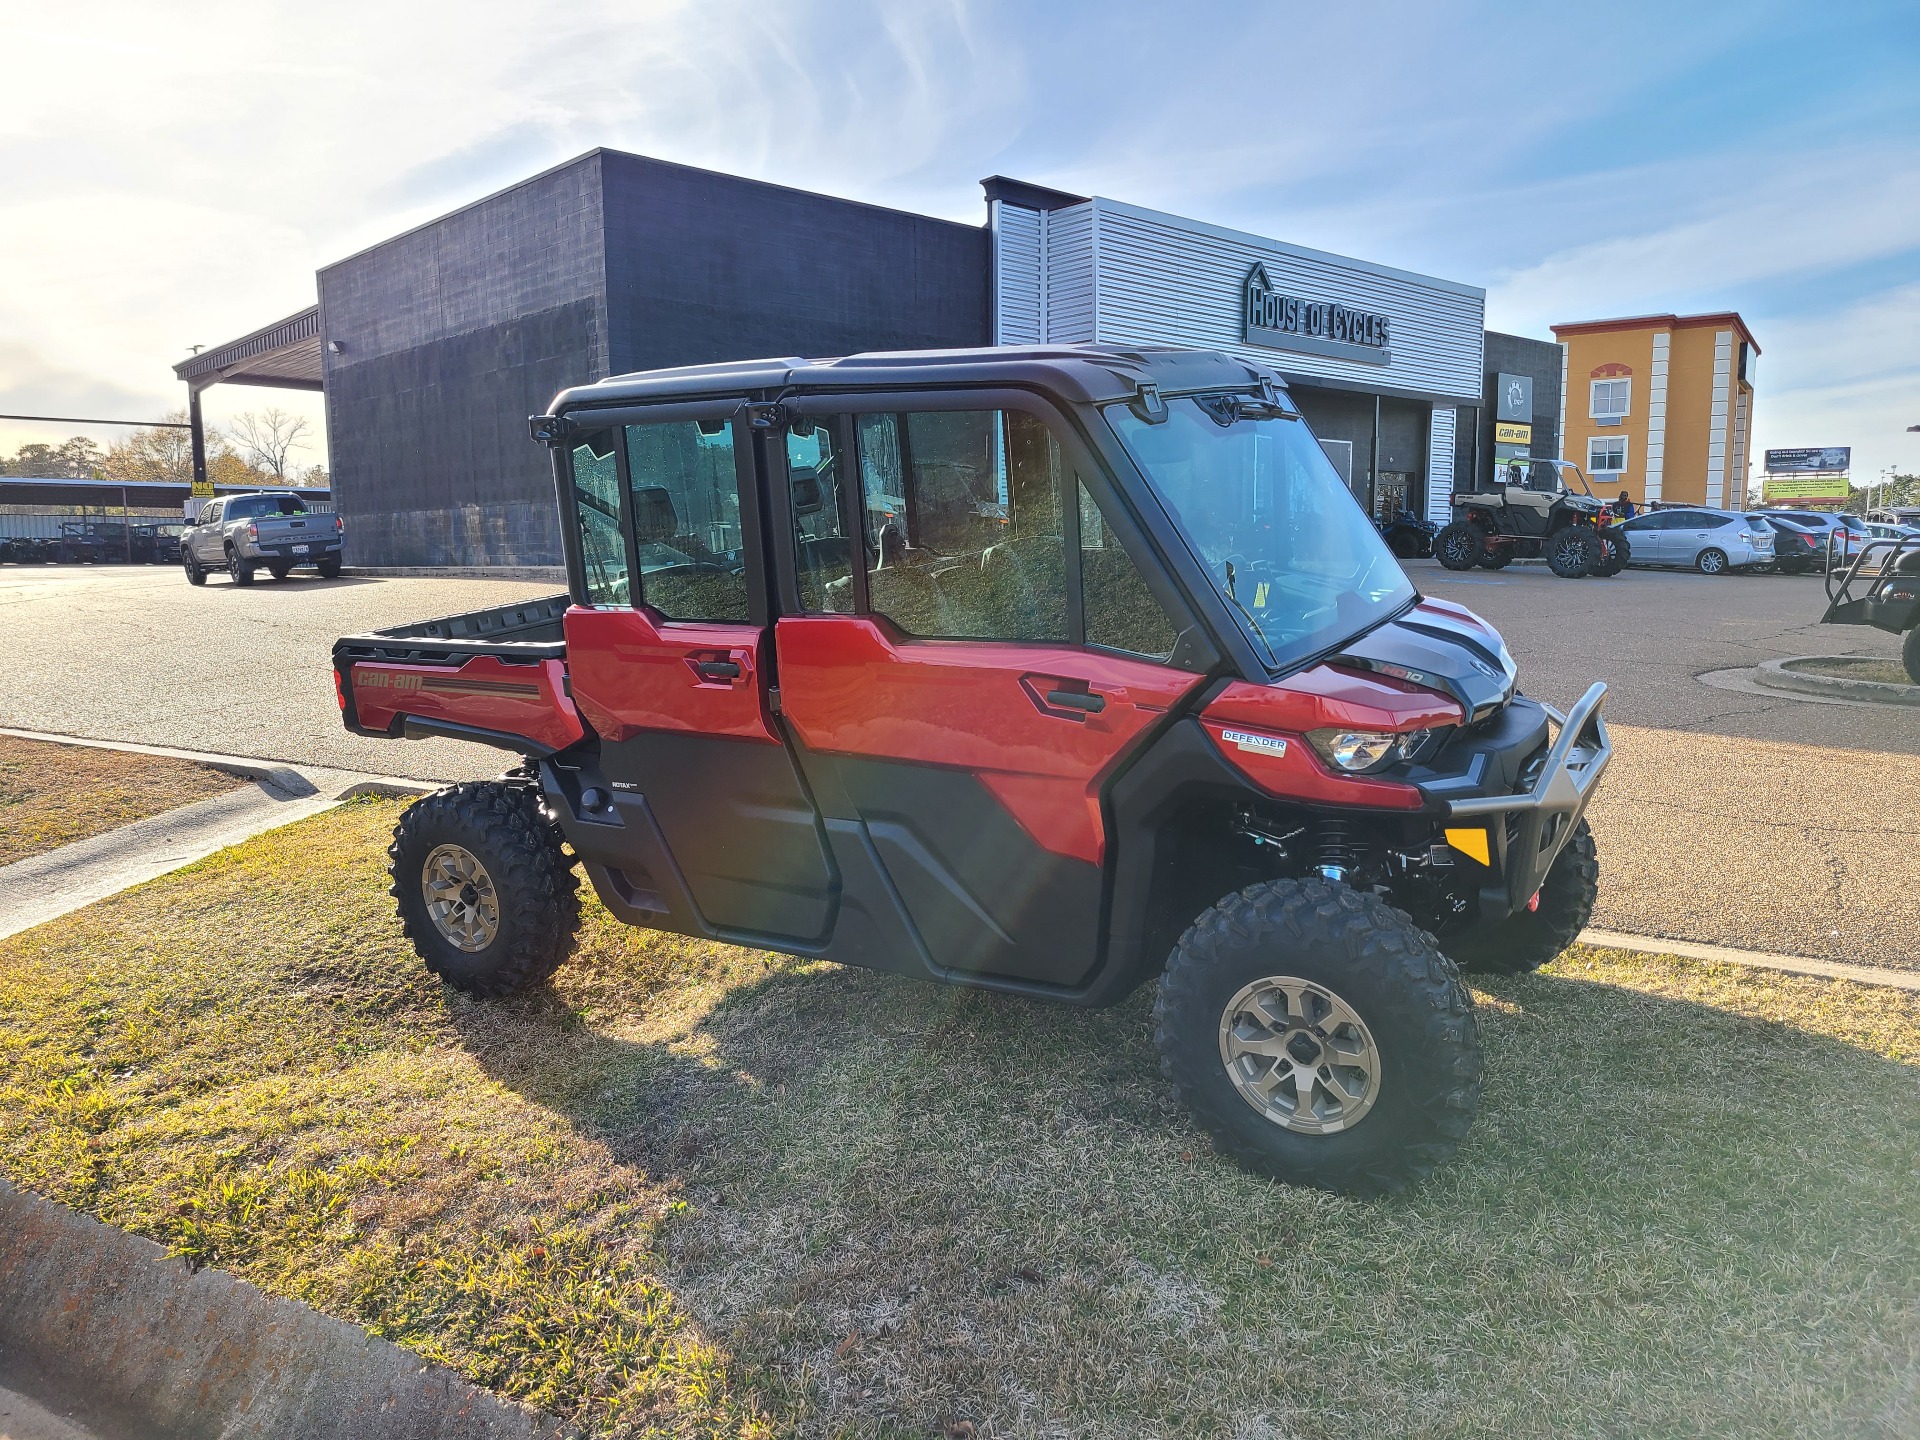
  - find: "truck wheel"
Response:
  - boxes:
[1546,527,1597,578]
[317,558,342,579]
[1435,522,1486,571]
[183,556,207,586]
[1443,820,1599,975]
[1904,627,1920,686]
[226,548,255,586]
[388,782,581,997]
[1153,878,1482,1196]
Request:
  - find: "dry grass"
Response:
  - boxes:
[0,735,242,864]
[2,799,1917,1438]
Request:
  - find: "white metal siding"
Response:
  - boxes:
[1426,405,1456,524]
[991,201,1044,345]
[1706,331,1733,508]
[1557,344,1569,460]
[1043,203,1097,343]
[1645,331,1670,504]
[1085,199,1483,401]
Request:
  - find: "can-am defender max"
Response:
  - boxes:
[335,346,1612,1195]
[1437,458,1628,577]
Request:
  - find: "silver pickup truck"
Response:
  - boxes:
[182,492,343,586]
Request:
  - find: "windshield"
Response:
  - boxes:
[227,495,309,519]
[1107,395,1414,670]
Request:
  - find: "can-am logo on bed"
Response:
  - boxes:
[1242,263,1392,366]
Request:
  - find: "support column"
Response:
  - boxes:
[187,381,210,492]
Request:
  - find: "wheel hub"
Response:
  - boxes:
[422,843,499,952]
[1218,976,1382,1134]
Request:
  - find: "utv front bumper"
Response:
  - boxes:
[1434,682,1611,921]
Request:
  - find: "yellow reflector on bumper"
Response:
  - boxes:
[1445,827,1491,866]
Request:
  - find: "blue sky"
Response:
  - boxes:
[2,0,1916,484]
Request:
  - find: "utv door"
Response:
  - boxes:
[559,409,836,943]
[769,397,1205,988]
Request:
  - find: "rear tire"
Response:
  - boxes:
[389,781,581,996]
[1388,531,1420,560]
[1436,521,1486,571]
[1903,627,1920,686]
[1444,821,1599,975]
[184,556,207,586]
[1153,878,1482,1196]
[1696,547,1729,575]
[1546,527,1597,578]
[226,549,255,586]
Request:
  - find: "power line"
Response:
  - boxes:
[0,414,192,430]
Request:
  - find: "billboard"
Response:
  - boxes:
[1760,475,1851,505]
[1764,446,1850,474]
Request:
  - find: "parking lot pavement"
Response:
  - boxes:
[0,566,558,781]
[1410,562,1916,755]
[2,562,1913,969]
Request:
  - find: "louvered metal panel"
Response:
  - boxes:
[991,201,1044,345]
[1087,200,1483,401]
[1043,203,1097,343]
[1426,405,1457,524]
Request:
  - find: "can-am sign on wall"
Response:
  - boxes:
[1242,263,1391,366]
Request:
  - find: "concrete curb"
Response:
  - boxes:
[0,726,441,800]
[0,1179,568,1440]
[1578,928,1920,992]
[1756,655,1920,706]
[343,566,566,583]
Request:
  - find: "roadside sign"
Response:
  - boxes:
[1761,475,1850,504]
[190,477,214,498]
[1765,447,1849,474]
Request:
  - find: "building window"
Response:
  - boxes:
[1588,436,1628,475]
[1590,378,1631,419]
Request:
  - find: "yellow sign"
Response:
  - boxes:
[1761,475,1849,504]
[1494,421,1532,445]
[190,477,214,498]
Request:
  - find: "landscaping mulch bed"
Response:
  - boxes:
[1791,656,1914,687]
[0,736,243,866]
[1,799,1917,1438]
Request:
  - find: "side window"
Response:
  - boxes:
[1078,481,1178,659]
[570,429,630,607]
[625,420,748,622]
[855,409,1068,642]
[788,419,856,613]
[201,502,222,525]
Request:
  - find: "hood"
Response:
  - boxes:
[1333,598,1518,722]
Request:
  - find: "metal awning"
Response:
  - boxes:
[0,476,331,508]
[173,306,323,392]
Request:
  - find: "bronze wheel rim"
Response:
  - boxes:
[422,843,500,952]
[1218,976,1382,1134]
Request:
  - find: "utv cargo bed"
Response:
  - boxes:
[333,594,582,754]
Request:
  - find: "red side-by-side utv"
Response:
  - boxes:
[335,346,1612,1194]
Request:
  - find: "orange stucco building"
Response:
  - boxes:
[1550,313,1759,510]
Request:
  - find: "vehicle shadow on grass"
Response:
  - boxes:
[443,947,1920,1437]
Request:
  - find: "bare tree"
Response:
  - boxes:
[226,407,311,481]
[104,410,196,484]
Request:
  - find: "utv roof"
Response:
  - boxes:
[548,344,1290,415]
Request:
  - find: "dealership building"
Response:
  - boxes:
[178,150,1505,568]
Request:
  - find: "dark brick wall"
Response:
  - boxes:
[599,152,990,375]
[1292,385,1431,514]
[1457,330,1562,491]
[319,154,607,567]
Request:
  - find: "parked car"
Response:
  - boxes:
[1755,510,1870,566]
[1750,515,1824,574]
[182,492,343,585]
[1611,507,1774,574]
[332,344,1616,1196]
[1375,509,1437,559]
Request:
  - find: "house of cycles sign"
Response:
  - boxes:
[1242,263,1392,366]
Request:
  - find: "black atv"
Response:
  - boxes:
[1822,533,1920,684]
[1375,509,1438,560]
[1436,459,1627,579]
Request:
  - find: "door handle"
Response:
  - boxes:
[694,660,742,682]
[1046,689,1106,714]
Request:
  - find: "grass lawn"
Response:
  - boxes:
[1,799,1916,1439]
[1793,656,1914,687]
[0,735,242,865]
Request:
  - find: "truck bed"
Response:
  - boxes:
[334,594,585,755]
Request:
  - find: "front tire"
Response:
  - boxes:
[1547,526,1597,578]
[1593,531,1630,576]
[184,555,207,586]
[1478,548,1515,570]
[1436,521,1486,571]
[389,782,581,996]
[1903,626,1920,686]
[1153,878,1482,1196]
[1444,820,1599,975]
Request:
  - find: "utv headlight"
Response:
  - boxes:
[1309,729,1405,774]
[1307,727,1445,774]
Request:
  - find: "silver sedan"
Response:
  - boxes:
[1612,508,1775,574]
